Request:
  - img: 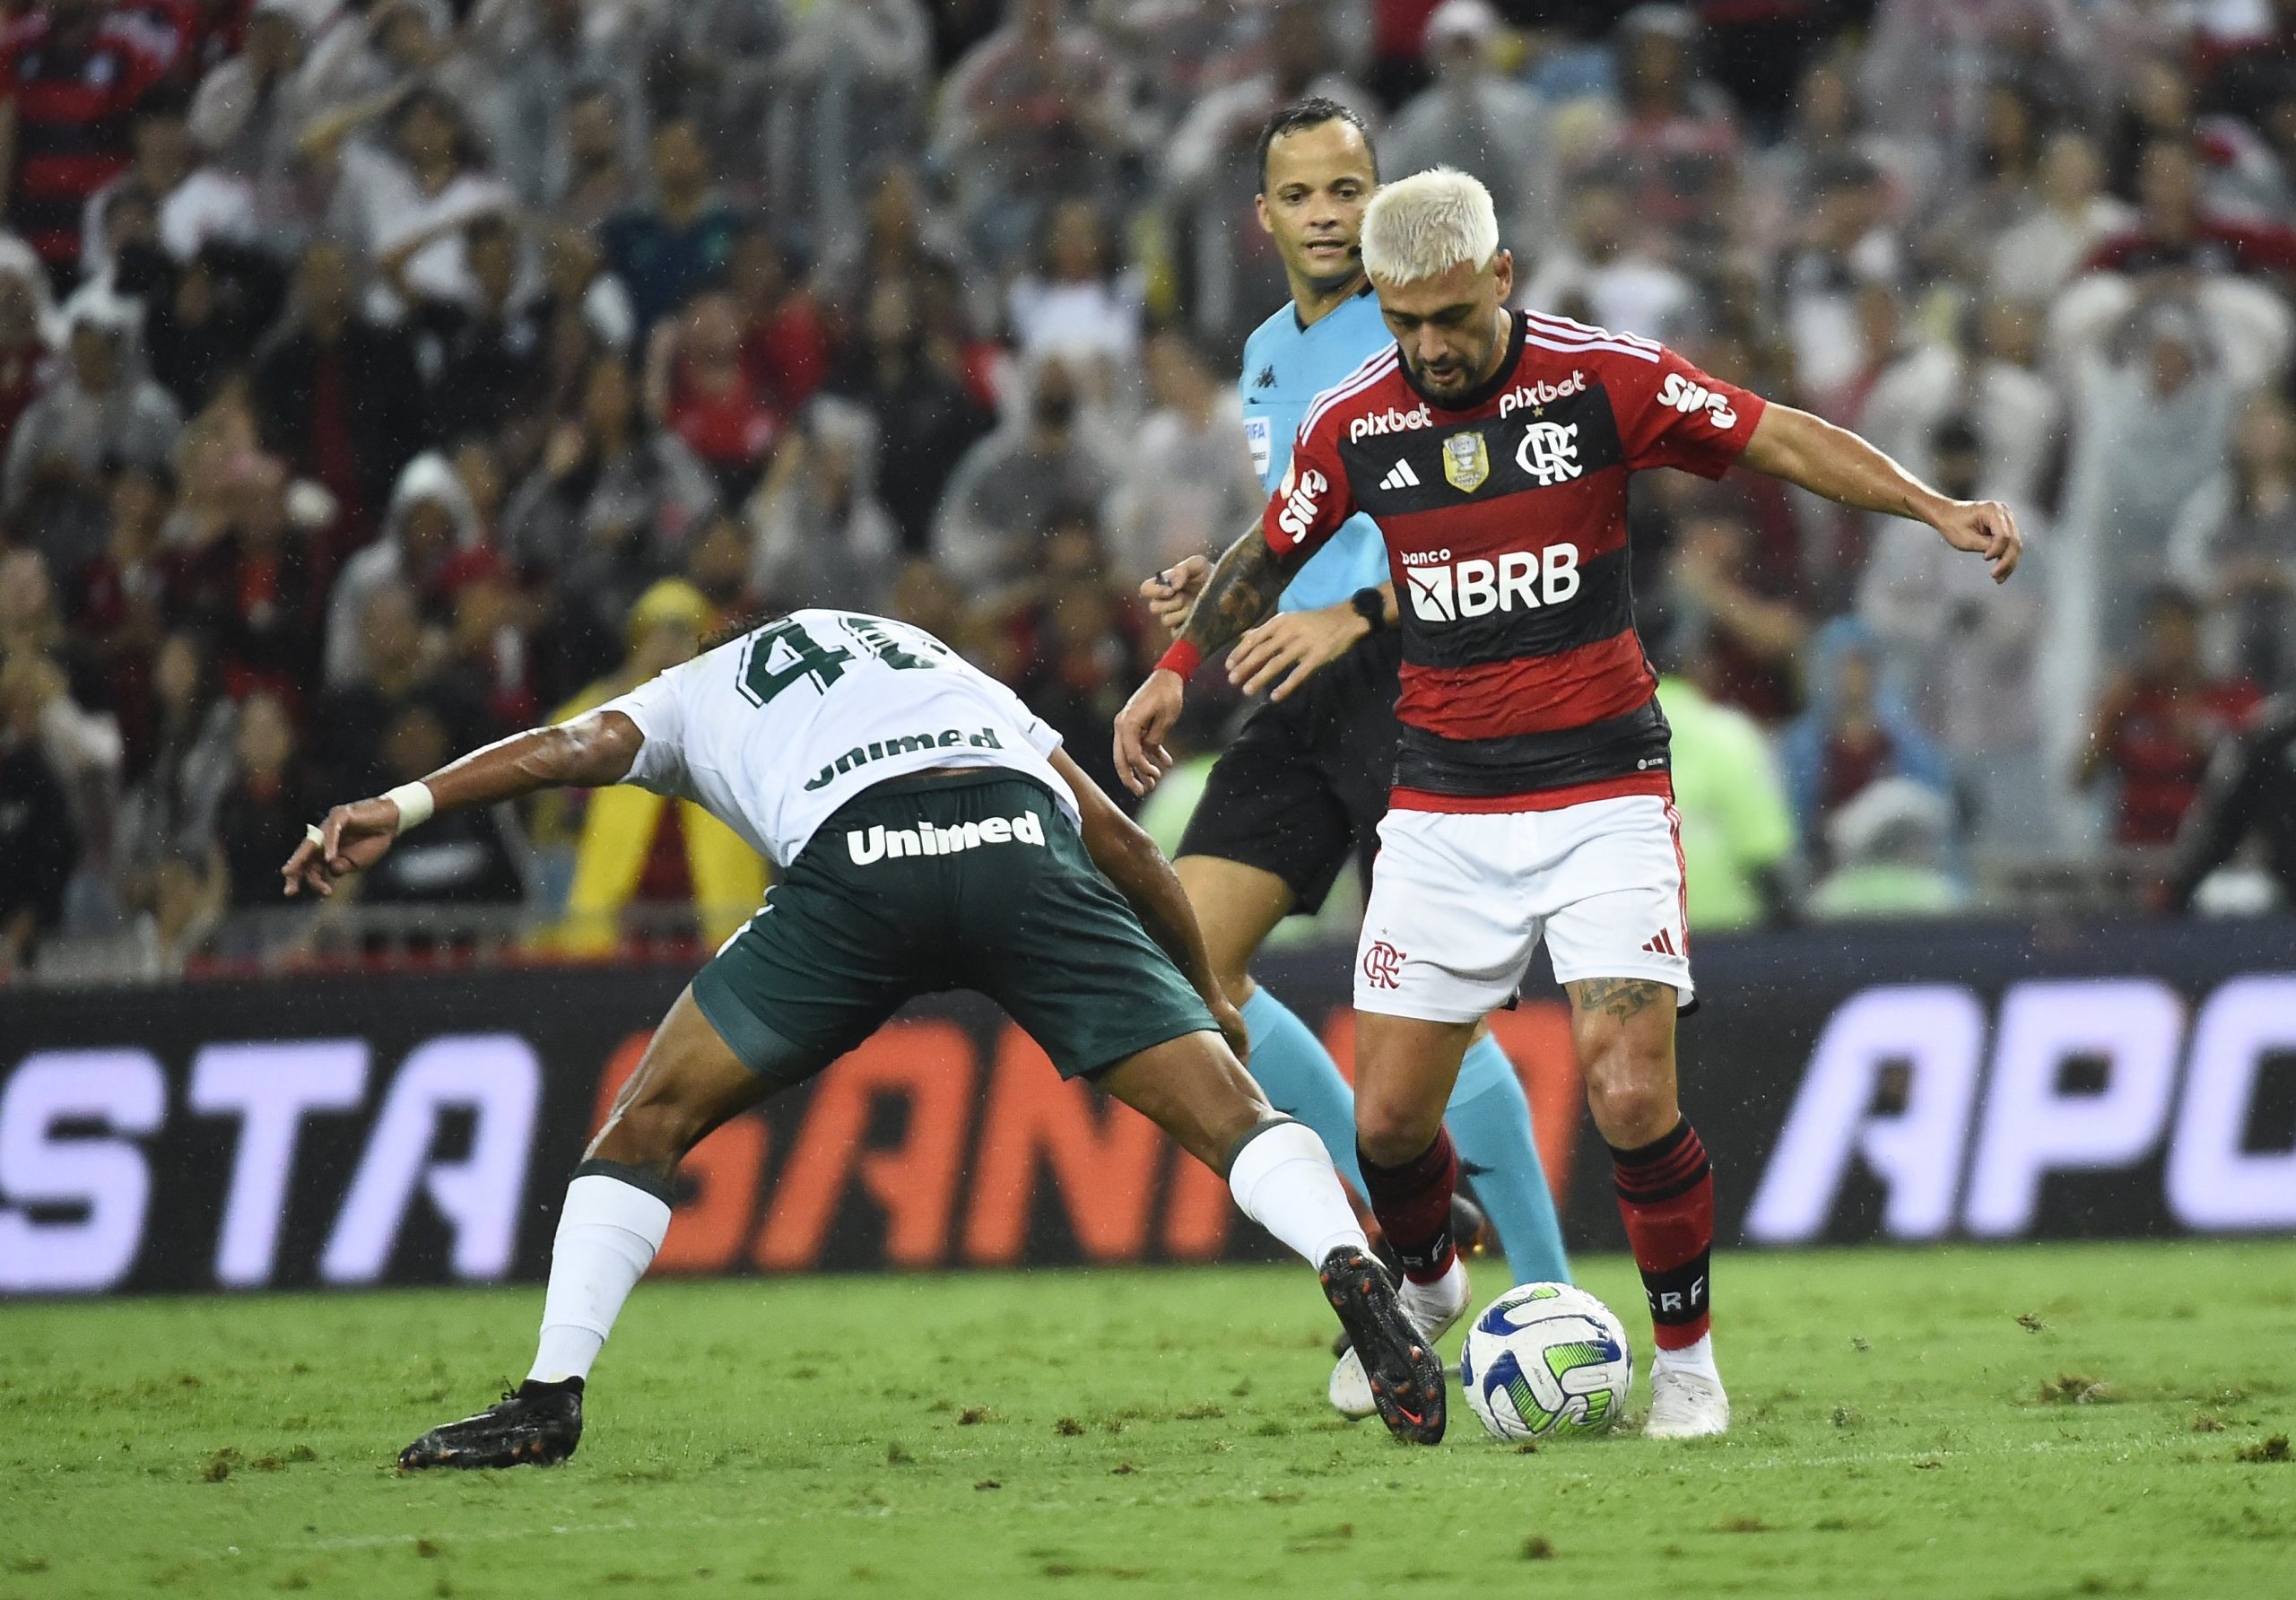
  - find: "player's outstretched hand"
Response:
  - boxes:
[281,797,402,898]
[1934,498,2022,583]
[1228,602,1367,700]
[1140,555,1211,639]
[1113,670,1186,796]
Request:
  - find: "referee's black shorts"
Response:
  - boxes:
[1175,629,1403,914]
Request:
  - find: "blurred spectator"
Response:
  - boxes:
[1859,302,2060,510]
[1988,131,2133,306]
[1,0,169,281]
[81,86,256,283]
[303,83,515,317]
[0,259,51,457]
[1518,169,1693,342]
[1386,1,1557,251]
[1605,4,1742,238]
[1104,326,1262,580]
[1657,509,1808,722]
[1780,154,1904,413]
[1779,618,1952,855]
[1859,418,2053,859]
[726,227,832,422]
[0,650,79,975]
[2085,137,2296,278]
[465,0,645,222]
[4,295,182,578]
[211,684,307,910]
[2170,392,2296,692]
[400,213,549,449]
[65,459,171,750]
[0,545,121,888]
[600,117,739,336]
[187,0,317,235]
[933,354,1114,589]
[825,275,992,551]
[646,291,778,500]
[1805,777,1971,920]
[933,0,1142,269]
[1651,629,1797,931]
[2077,586,2262,848]
[549,578,762,953]
[353,697,526,908]
[166,446,318,700]
[504,353,718,696]
[762,0,934,265]
[2161,693,2296,915]
[744,398,897,613]
[1162,0,1373,342]
[113,628,232,953]
[325,450,481,688]
[307,576,484,802]
[1006,200,1144,400]
[252,239,429,542]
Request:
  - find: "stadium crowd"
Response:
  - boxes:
[2,0,2294,978]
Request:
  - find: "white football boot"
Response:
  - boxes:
[1329,1257,1470,1419]
[1644,1365,1731,1439]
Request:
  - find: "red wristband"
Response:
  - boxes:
[1156,639,1203,680]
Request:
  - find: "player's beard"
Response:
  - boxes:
[1405,323,1500,402]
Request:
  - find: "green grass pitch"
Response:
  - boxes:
[4,1241,2292,1598]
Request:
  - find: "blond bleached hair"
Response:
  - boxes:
[1359,167,1500,285]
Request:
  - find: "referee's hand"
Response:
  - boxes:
[1113,670,1186,796]
[1140,555,1211,639]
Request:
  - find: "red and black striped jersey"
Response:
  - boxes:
[1263,309,1765,811]
[1,15,165,267]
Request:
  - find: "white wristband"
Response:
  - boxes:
[383,781,435,833]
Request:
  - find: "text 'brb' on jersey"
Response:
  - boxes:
[1264,309,1765,809]
[600,609,1075,868]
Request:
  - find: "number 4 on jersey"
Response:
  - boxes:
[740,620,854,706]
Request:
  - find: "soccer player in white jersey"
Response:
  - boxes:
[284,610,1449,1462]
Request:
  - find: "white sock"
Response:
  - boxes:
[526,1173,673,1384]
[1227,1119,1370,1266]
[1654,1333,1719,1383]
[1399,1256,1470,1332]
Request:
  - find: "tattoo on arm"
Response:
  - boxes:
[1567,978,1671,1027]
[1178,527,1305,659]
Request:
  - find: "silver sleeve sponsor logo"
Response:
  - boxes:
[1746,975,2296,1243]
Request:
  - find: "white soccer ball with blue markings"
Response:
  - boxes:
[1457,1283,1633,1441]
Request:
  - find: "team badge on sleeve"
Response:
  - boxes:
[1442,430,1491,493]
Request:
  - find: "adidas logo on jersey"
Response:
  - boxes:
[847,813,1047,865]
[1640,928,1681,956]
[1378,459,1421,491]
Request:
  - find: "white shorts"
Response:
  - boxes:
[1353,794,1692,1023]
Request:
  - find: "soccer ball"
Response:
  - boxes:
[1457,1283,1633,1441]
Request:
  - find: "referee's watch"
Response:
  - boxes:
[1350,586,1390,634]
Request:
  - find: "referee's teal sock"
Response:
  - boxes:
[1237,984,1367,1196]
[1448,1032,1572,1287]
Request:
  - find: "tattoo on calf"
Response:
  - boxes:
[1568,978,1669,1026]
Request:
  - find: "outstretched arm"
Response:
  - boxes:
[282,710,644,897]
[1048,748,1249,1062]
[1739,404,2022,583]
[1112,525,1307,795]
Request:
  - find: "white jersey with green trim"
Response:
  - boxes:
[597,609,1076,869]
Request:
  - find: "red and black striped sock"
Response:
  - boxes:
[1356,1128,1459,1285]
[1610,1119,1712,1352]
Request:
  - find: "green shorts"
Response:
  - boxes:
[692,770,1216,1084]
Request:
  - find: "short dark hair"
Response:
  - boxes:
[1256,97,1378,191]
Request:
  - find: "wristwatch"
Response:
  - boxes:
[1350,587,1389,634]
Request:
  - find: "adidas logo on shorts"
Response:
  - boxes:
[1640,928,1681,956]
[1378,459,1421,491]
[848,813,1047,865]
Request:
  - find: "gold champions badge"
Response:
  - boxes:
[1441,430,1490,492]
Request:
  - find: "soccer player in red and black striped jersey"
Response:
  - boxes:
[1115,168,2021,1440]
